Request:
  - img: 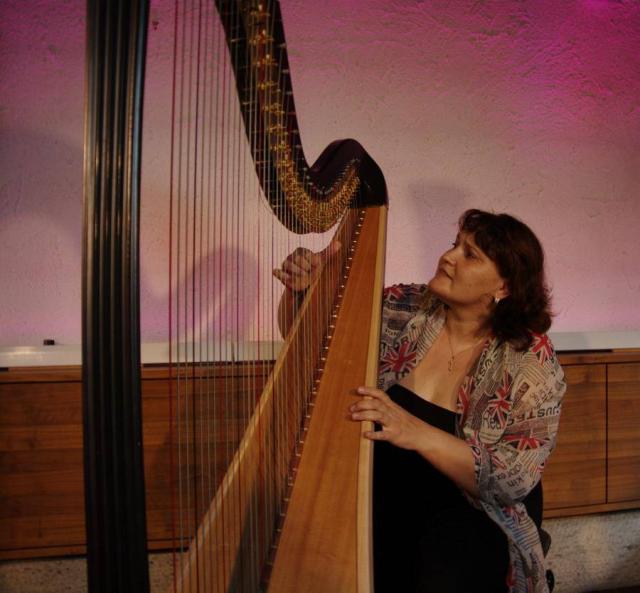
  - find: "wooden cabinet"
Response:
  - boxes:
[543,352,640,518]
[0,363,271,559]
[543,364,606,510]
[608,363,640,503]
[0,370,85,558]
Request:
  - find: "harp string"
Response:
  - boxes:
[214,2,223,587]
[271,1,283,574]
[201,9,213,567]
[195,0,205,586]
[187,0,197,578]
[220,0,229,587]
[201,1,212,590]
[168,0,180,589]
[250,1,263,584]
[248,2,261,583]
[244,3,255,587]
[174,0,184,576]
[232,1,243,587]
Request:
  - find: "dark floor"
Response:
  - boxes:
[592,588,640,593]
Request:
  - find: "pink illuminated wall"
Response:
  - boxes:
[1,0,639,346]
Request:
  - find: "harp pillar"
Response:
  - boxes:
[82,1,150,591]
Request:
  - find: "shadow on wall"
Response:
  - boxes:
[0,128,264,348]
[152,245,262,348]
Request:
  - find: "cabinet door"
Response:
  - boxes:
[0,379,85,556]
[543,364,606,510]
[608,362,640,503]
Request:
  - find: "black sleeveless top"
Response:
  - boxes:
[374,382,543,524]
[373,383,543,590]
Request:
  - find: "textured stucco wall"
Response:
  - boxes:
[1,0,639,345]
[281,0,640,334]
[0,0,85,346]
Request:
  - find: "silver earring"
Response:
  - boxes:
[494,296,500,305]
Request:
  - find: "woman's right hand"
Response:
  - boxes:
[273,240,341,293]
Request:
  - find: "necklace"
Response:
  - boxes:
[444,324,488,373]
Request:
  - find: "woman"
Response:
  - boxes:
[274,209,566,593]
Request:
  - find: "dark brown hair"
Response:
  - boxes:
[458,209,553,351]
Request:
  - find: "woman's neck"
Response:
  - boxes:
[444,304,492,345]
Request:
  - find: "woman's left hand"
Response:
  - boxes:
[349,386,431,451]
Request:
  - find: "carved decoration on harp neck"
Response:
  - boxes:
[257,80,278,91]
[262,103,285,116]
[271,142,289,153]
[252,56,276,68]
[247,8,270,22]
[276,160,361,232]
[248,32,274,46]
[266,123,286,134]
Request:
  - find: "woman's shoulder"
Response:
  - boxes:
[379,284,438,353]
[499,331,565,388]
[382,283,436,312]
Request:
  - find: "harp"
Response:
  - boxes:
[82,1,388,592]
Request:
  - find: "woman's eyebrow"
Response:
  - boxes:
[462,235,483,257]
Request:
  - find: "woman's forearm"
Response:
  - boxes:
[351,386,480,498]
[274,241,341,337]
[414,424,479,498]
[277,288,303,337]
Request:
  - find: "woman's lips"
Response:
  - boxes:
[438,267,451,279]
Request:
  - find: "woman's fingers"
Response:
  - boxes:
[273,269,295,290]
[290,250,313,272]
[363,430,389,441]
[350,409,386,423]
[356,386,389,401]
[350,397,386,413]
[322,239,342,259]
[350,387,394,427]
[274,248,319,290]
[273,240,342,290]
[292,246,313,259]
[282,258,308,276]
[349,385,426,450]
[272,268,289,282]
[309,240,341,268]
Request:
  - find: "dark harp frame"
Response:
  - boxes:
[82,0,150,591]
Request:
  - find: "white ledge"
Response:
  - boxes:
[0,341,284,368]
[1,332,639,368]
[549,331,640,352]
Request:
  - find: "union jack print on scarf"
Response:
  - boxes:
[504,504,523,526]
[379,339,418,374]
[485,371,512,429]
[382,285,405,301]
[531,333,554,365]
[503,432,548,451]
[488,446,508,471]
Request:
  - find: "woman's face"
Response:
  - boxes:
[428,230,509,309]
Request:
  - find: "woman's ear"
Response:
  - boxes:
[496,280,510,301]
